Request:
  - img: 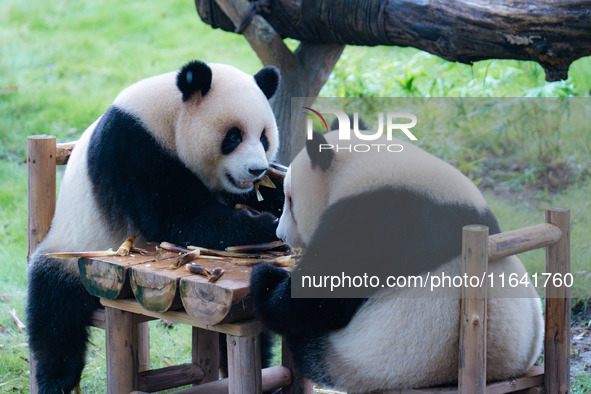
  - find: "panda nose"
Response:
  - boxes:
[249,168,266,177]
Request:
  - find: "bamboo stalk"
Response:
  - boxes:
[131,246,150,256]
[202,255,294,268]
[44,249,117,258]
[255,183,264,201]
[187,245,263,259]
[9,309,25,331]
[159,242,190,254]
[226,240,285,253]
[208,268,225,282]
[175,250,201,267]
[117,235,137,256]
[257,174,276,189]
[185,264,210,276]
[268,162,287,180]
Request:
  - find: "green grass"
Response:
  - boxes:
[484,182,591,300]
[1,0,590,392]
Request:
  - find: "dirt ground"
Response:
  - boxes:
[570,305,591,379]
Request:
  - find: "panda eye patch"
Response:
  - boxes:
[222,127,243,155]
[260,129,269,151]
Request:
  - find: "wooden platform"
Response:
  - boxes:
[370,366,544,393]
[79,243,263,325]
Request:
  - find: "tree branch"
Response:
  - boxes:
[197,0,591,81]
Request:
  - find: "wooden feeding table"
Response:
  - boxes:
[27,135,311,394]
[76,241,297,393]
[78,242,278,324]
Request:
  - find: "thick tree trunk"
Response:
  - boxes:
[197,0,591,82]
[270,43,344,163]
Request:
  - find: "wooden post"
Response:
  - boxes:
[280,337,313,394]
[192,327,220,383]
[27,135,56,257]
[226,334,262,393]
[138,322,150,373]
[106,307,141,393]
[27,135,57,394]
[458,225,488,394]
[544,207,570,394]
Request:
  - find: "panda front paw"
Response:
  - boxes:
[250,263,290,331]
[239,210,280,243]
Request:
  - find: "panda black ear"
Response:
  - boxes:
[306,131,334,171]
[254,66,280,99]
[177,61,213,102]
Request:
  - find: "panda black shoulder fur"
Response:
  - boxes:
[250,131,543,391]
[27,60,283,392]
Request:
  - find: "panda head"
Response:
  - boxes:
[175,61,280,194]
[276,129,489,249]
[276,131,336,248]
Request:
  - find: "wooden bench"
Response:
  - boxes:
[27,135,570,393]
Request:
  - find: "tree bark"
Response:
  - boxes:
[196,0,591,82]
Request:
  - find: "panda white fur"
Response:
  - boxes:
[27,60,284,393]
[250,131,543,391]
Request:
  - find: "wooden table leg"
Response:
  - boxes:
[106,306,141,393]
[227,334,262,393]
[29,353,39,394]
[192,327,220,384]
[138,321,150,373]
[280,337,313,394]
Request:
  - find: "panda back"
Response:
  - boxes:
[35,118,127,270]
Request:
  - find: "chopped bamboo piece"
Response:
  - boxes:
[255,183,264,201]
[209,255,294,268]
[257,174,276,189]
[117,235,137,256]
[44,249,117,258]
[159,242,191,254]
[185,263,210,276]
[130,246,150,256]
[9,309,25,331]
[260,255,294,269]
[187,245,257,259]
[268,162,287,180]
[253,174,276,201]
[175,250,201,267]
[208,267,225,282]
[226,240,286,253]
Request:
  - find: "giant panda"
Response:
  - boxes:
[250,131,544,391]
[27,60,283,393]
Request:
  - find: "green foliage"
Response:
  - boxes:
[572,372,591,394]
[484,181,591,300]
[1,0,590,392]
[322,47,591,98]
[322,49,591,189]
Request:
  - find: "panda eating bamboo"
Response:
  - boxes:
[27,60,283,393]
[250,130,544,391]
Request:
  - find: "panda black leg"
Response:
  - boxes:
[27,256,100,393]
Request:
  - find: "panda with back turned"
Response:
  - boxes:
[250,131,543,391]
[27,60,283,393]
